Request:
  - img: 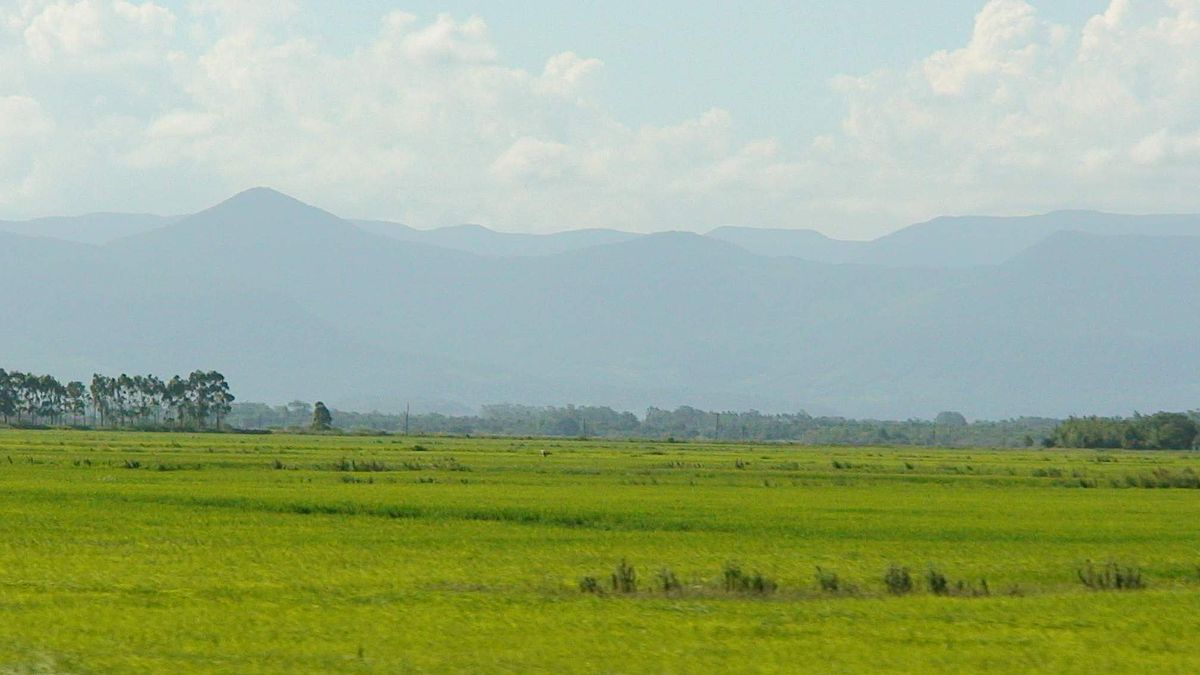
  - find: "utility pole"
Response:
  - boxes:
[404,402,410,436]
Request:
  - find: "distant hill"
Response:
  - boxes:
[5,189,1200,418]
[857,211,1200,267]
[706,226,867,263]
[352,219,639,256]
[11,198,1199,268]
[0,213,179,244]
[710,211,1200,267]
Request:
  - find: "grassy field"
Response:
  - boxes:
[1,430,1199,673]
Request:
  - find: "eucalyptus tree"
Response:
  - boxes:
[36,375,65,424]
[90,374,113,427]
[0,369,15,424]
[8,367,236,430]
[65,381,86,426]
[164,375,187,428]
[208,372,235,429]
[185,370,211,427]
[17,372,39,423]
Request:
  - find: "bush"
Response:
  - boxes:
[884,565,913,595]
[611,559,637,594]
[332,458,392,472]
[815,567,841,593]
[657,568,682,593]
[926,568,949,596]
[722,563,777,595]
[431,457,470,472]
[954,579,991,597]
[1078,561,1144,590]
[579,576,602,594]
[1116,468,1200,489]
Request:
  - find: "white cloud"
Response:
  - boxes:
[1,1,1200,236]
[18,0,174,63]
[0,95,53,137]
[922,0,1044,96]
[393,13,496,65]
[189,0,297,30]
[818,0,1200,226]
[0,95,54,206]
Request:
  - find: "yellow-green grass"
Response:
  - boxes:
[1,430,1199,673]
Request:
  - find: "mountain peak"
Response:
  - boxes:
[218,187,312,211]
[109,187,352,249]
[193,186,345,230]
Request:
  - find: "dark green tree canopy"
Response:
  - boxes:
[1051,413,1200,450]
[935,411,969,427]
[312,401,333,431]
[1,367,234,429]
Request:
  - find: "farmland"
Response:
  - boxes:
[1,430,1199,673]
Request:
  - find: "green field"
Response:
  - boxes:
[1,430,1199,673]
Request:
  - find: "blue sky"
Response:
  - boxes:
[2,1,1197,237]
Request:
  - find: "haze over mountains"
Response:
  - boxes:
[3,188,1198,418]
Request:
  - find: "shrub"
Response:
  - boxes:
[926,568,949,596]
[611,559,637,594]
[333,458,392,472]
[431,457,470,472]
[955,579,991,597]
[884,565,913,595]
[657,568,682,593]
[1078,561,1144,590]
[815,567,841,593]
[122,459,141,469]
[1120,468,1200,489]
[579,576,602,594]
[723,563,777,595]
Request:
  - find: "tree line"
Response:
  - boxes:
[1048,413,1200,450]
[6,375,1196,449]
[226,402,1063,447]
[228,403,1199,449]
[0,368,234,429]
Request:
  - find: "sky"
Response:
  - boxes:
[2,0,1198,238]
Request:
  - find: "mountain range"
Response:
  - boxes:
[2,188,1198,418]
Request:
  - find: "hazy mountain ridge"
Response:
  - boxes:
[4,188,1199,417]
[10,193,1200,266]
[0,213,180,245]
[352,219,641,257]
